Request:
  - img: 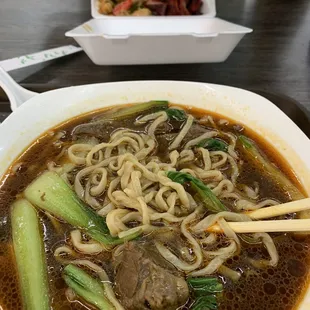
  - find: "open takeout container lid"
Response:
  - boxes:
[91,0,217,19]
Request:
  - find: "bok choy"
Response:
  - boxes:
[197,138,228,152]
[24,171,140,245]
[99,100,169,120]
[63,264,113,310]
[191,295,218,310]
[239,135,304,201]
[166,108,187,121]
[239,135,310,219]
[11,199,50,310]
[187,277,223,310]
[167,171,227,213]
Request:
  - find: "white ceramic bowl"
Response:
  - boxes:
[0,81,309,308]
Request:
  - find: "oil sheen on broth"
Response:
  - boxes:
[0,103,309,310]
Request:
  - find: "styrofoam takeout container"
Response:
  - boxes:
[91,0,217,19]
[65,0,252,65]
[66,17,252,65]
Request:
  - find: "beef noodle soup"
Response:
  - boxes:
[0,101,309,310]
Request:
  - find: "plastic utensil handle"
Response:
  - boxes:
[0,66,37,111]
[0,45,82,72]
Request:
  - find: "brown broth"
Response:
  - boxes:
[0,104,309,310]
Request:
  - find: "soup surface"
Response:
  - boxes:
[0,102,309,310]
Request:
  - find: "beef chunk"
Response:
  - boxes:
[113,241,189,310]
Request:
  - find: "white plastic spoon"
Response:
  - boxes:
[0,45,82,111]
[0,66,37,111]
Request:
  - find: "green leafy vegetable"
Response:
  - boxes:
[239,135,310,220]
[167,171,227,212]
[11,199,50,310]
[239,135,304,201]
[188,277,223,295]
[188,277,223,310]
[166,108,187,121]
[129,1,140,13]
[167,171,193,184]
[191,181,227,213]
[197,138,228,152]
[99,101,169,120]
[24,171,140,245]
[238,135,252,149]
[191,295,218,310]
[63,264,113,310]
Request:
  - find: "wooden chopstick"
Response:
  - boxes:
[206,198,310,234]
[246,198,310,220]
[208,219,310,233]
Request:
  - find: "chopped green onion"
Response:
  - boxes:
[167,171,227,212]
[197,138,228,152]
[24,171,140,245]
[11,199,50,310]
[166,108,187,121]
[63,264,113,310]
